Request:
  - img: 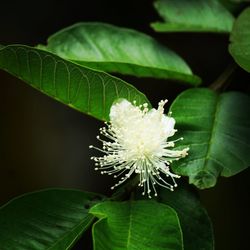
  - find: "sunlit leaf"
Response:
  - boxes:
[38,22,200,85]
[152,0,234,33]
[0,45,150,121]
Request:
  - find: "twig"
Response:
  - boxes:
[209,63,237,91]
[110,175,140,201]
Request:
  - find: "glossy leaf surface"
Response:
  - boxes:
[158,184,214,250]
[90,200,183,250]
[170,88,250,189]
[39,22,200,84]
[229,7,250,72]
[152,0,234,33]
[0,189,104,250]
[0,45,150,121]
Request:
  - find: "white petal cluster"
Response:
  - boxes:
[90,99,189,198]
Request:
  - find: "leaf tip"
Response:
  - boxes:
[191,171,217,189]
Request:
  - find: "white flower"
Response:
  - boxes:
[89,99,189,198]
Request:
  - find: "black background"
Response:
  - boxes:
[0,1,250,249]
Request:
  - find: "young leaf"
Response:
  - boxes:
[158,184,214,250]
[38,22,201,85]
[170,88,250,189]
[90,201,183,250]
[229,7,250,73]
[151,0,234,33]
[0,45,150,121]
[0,189,104,250]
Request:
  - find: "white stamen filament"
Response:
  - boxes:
[89,99,189,198]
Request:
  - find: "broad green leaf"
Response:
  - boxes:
[0,189,104,250]
[158,184,214,250]
[229,7,250,72]
[39,22,201,85]
[151,0,234,33]
[170,88,250,189]
[90,201,183,250]
[0,45,150,121]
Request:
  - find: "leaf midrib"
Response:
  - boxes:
[47,215,94,250]
[152,22,230,32]
[126,203,133,249]
[203,93,221,174]
[0,45,150,121]
[73,60,193,75]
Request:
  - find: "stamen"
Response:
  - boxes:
[89,99,189,198]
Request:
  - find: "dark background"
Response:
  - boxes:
[0,1,250,249]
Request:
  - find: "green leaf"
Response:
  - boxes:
[0,45,150,121]
[170,88,250,189]
[0,188,104,250]
[39,22,201,85]
[151,0,234,33]
[158,184,214,250]
[90,200,183,250]
[229,7,250,72]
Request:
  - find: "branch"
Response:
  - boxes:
[209,63,237,91]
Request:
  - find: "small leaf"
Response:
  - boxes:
[158,184,214,250]
[0,189,104,250]
[152,0,234,33]
[229,7,250,72]
[0,45,150,121]
[170,88,250,189]
[90,200,183,250]
[39,22,201,85]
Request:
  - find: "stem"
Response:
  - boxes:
[209,63,237,91]
[110,175,140,201]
